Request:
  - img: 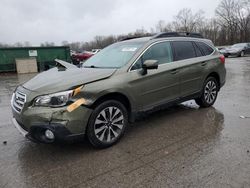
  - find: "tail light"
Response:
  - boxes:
[219,55,225,64]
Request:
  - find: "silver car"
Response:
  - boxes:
[220,43,250,57]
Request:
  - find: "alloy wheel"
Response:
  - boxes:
[204,80,217,104]
[94,106,124,143]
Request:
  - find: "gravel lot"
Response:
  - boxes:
[0,57,250,188]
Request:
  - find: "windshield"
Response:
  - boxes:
[83,41,145,68]
[232,43,246,48]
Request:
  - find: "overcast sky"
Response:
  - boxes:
[0,0,221,45]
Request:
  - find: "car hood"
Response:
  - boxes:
[22,67,116,94]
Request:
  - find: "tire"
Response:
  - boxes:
[86,100,128,148]
[239,51,244,57]
[195,77,219,108]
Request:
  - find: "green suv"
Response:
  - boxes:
[11,32,226,148]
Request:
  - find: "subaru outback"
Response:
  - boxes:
[11,32,226,148]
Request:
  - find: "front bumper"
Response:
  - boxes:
[11,85,94,143]
[12,117,87,143]
[11,91,93,143]
[12,118,28,137]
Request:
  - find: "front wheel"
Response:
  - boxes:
[86,100,128,148]
[195,77,219,108]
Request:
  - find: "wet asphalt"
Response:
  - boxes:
[0,57,250,188]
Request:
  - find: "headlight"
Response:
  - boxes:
[34,90,74,107]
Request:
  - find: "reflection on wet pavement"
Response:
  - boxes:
[0,57,250,187]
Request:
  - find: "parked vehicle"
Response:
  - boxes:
[71,51,94,64]
[91,49,101,54]
[11,32,226,148]
[219,43,250,57]
[70,50,76,56]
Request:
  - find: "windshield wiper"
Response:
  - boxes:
[84,65,99,68]
[83,65,117,69]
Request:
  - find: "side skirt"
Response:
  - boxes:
[129,92,201,122]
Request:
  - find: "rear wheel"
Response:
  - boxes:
[195,77,219,108]
[87,100,128,148]
[239,51,244,57]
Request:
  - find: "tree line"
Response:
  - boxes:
[0,0,249,51]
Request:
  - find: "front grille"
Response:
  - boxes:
[11,91,26,113]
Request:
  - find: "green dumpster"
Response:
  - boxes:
[0,46,71,72]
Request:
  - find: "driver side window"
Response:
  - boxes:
[131,41,173,70]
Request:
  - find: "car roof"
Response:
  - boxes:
[121,35,214,47]
[233,43,247,45]
[119,37,151,43]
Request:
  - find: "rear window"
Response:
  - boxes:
[196,42,214,56]
[172,41,196,61]
[193,42,203,57]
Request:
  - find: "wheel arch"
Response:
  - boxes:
[206,72,220,89]
[90,92,134,122]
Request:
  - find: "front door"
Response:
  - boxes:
[128,41,180,110]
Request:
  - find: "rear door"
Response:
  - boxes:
[171,41,204,97]
[128,41,180,110]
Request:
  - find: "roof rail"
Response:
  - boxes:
[119,36,146,41]
[152,32,204,39]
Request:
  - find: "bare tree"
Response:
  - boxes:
[14,42,24,47]
[155,20,173,32]
[235,0,250,41]
[172,8,205,32]
[23,41,31,47]
[216,0,250,44]
[61,40,69,46]
[40,42,55,47]
[0,43,9,48]
[2,0,249,50]
[216,0,239,44]
[155,20,166,32]
[198,19,220,44]
[69,42,81,51]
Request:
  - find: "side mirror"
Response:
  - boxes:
[141,60,158,75]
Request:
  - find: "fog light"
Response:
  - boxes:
[45,129,54,140]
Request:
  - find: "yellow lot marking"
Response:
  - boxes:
[73,85,83,96]
[67,98,86,112]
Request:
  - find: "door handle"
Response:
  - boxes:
[201,62,207,66]
[170,69,179,74]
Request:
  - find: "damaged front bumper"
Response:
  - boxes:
[12,117,88,143]
[11,88,93,143]
[12,118,28,137]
